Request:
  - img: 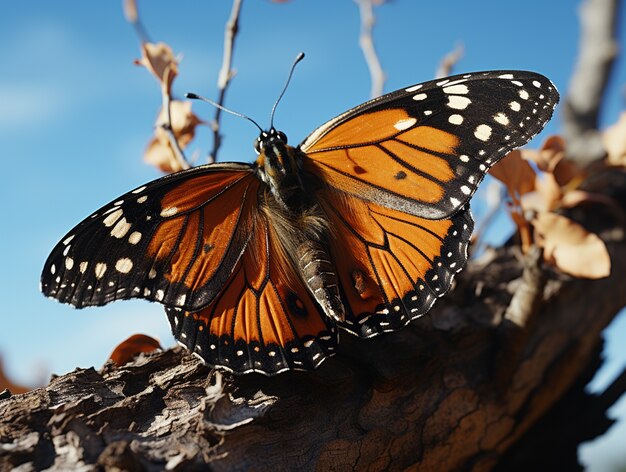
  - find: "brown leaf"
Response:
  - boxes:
[135,42,178,94]
[489,150,536,198]
[534,172,562,212]
[108,334,162,366]
[155,100,203,148]
[144,137,185,174]
[533,212,611,279]
[522,136,580,186]
[145,101,203,174]
[604,112,626,166]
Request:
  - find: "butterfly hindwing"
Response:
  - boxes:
[317,190,472,338]
[301,70,559,219]
[41,163,260,312]
[166,212,337,374]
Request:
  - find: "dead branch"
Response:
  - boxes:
[209,0,243,163]
[562,0,620,167]
[355,0,386,98]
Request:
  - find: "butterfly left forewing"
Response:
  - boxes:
[41,163,260,311]
[301,71,559,219]
[166,212,337,374]
[317,190,472,338]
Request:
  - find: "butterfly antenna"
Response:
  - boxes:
[185,92,264,134]
[269,52,305,129]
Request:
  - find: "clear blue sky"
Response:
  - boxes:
[1,2,625,468]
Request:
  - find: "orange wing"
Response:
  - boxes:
[42,163,261,312]
[318,190,472,338]
[301,71,559,220]
[166,211,337,374]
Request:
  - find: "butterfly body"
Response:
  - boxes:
[254,129,345,322]
[42,70,559,374]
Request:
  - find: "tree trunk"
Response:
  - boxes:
[1,169,625,471]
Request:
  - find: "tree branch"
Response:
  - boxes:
[562,0,620,167]
[355,0,386,98]
[209,0,243,163]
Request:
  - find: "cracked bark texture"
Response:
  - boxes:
[1,169,626,471]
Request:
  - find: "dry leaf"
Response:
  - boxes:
[490,150,536,197]
[144,137,185,174]
[534,172,562,212]
[533,212,610,279]
[108,334,162,366]
[604,112,626,166]
[155,100,203,148]
[145,101,203,173]
[522,136,580,186]
[135,42,178,94]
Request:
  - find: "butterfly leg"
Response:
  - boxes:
[297,240,345,322]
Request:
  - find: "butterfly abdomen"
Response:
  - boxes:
[296,239,345,322]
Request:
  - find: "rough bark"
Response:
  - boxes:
[1,169,625,471]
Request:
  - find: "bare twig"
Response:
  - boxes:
[123,0,151,43]
[435,42,464,79]
[562,0,620,167]
[161,66,190,170]
[355,0,386,98]
[209,0,243,163]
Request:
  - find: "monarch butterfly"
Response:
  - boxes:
[41,66,558,374]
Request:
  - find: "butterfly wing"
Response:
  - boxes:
[166,210,337,374]
[317,192,472,338]
[299,71,557,337]
[301,70,559,219]
[41,162,261,312]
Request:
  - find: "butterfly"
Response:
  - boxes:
[42,70,558,375]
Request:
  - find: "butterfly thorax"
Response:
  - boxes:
[255,129,345,322]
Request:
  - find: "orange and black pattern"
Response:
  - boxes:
[167,214,337,374]
[42,70,558,374]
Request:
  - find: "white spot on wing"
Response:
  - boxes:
[115,258,133,273]
[475,124,492,141]
[137,195,148,204]
[447,96,471,110]
[63,235,74,245]
[132,186,147,194]
[393,117,417,131]
[510,101,521,112]
[443,84,469,95]
[111,218,131,238]
[79,262,88,273]
[160,207,178,217]
[128,231,142,245]
[405,84,423,92]
[103,209,123,227]
[413,93,427,101]
[519,89,530,100]
[65,257,74,270]
[448,114,464,125]
[532,80,541,88]
[494,113,509,125]
[450,197,461,206]
[95,263,107,279]
[498,74,514,79]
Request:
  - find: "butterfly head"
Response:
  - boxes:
[254,127,288,155]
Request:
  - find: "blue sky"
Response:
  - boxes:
[1,1,625,468]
